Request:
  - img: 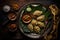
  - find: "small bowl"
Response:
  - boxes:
[3,5,11,12]
[22,14,32,23]
[8,23,17,32]
[11,3,20,11]
[8,12,17,21]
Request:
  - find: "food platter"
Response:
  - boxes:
[19,3,53,38]
[0,0,59,39]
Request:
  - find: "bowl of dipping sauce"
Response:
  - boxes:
[8,12,17,21]
[22,14,32,23]
[8,23,17,32]
[11,3,20,10]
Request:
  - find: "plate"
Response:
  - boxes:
[19,3,53,38]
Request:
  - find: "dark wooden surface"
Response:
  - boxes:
[0,0,59,40]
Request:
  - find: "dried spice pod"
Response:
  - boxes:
[49,4,58,16]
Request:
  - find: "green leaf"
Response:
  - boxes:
[42,7,46,13]
[47,22,51,28]
[23,25,30,33]
[44,11,51,20]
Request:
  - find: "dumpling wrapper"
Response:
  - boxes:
[37,21,45,27]
[31,19,37,25]
[33,10,42,16]
[37,15,45,21]
[28,24,33,31]
[34,26,40,33]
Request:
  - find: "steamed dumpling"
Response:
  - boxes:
[33,10,42,16]
[31,19,37,25]
[37,21,45,27]
[34,26,40,33]
[37,15,45,21]
[28,24,33,31]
